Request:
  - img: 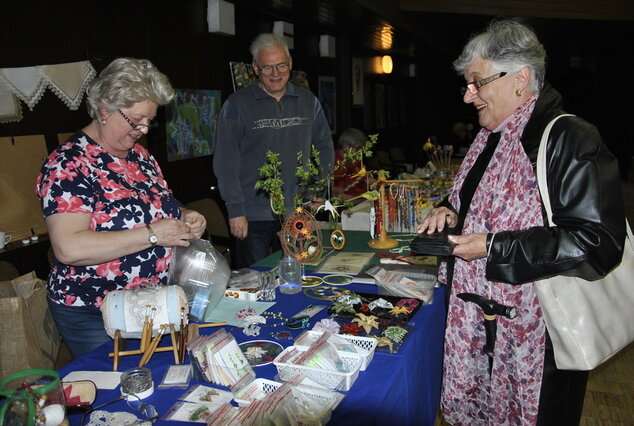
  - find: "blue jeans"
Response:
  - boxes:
[234,220,281,268]
[47,299,111,359]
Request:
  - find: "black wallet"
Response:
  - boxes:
[409,228,456,256]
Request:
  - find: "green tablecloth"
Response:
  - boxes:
[251,230,420,270]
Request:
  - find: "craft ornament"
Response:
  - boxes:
[313,318,341,334]
[383,326,408,343]
[301,276,324,287]
[303,285,346,301]
[323,274,354,286]
[368,298,393,310]
[352,313,380,334]
[389,306,411,316]
[278,207,323,263]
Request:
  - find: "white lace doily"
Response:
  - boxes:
[86,410,152,426]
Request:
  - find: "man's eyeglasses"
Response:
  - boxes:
[460,72,508,96]
[258,62,290,75]
[117,109,159,131]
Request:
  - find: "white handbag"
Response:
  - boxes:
[535,114,634,370]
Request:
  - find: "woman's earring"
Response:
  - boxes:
[101,118,107,125]
[515,88,522,97]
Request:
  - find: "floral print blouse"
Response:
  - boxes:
[36,131,180,308]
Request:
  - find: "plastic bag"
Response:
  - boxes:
[168,239,230,321]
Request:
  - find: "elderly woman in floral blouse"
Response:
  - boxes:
[36,58,206,358]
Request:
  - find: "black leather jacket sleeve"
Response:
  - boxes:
[486,112,626,284]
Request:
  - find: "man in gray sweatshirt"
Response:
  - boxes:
[214,33,333,268]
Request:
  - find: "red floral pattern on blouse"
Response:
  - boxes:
[36,131,180,308]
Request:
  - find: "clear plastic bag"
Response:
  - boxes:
[168,239,230,321]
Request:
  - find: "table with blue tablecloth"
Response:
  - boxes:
[57,231,446,425]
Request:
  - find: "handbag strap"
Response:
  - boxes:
[535,114,575,226]
[536,114,634,239]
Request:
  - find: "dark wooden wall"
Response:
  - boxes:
[1,0,414,206]
[1,0,632,213]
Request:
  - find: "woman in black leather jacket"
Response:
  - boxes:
[418,19,625,425]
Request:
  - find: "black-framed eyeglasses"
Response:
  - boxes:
[460,72,508,96]
[258,62,290,75]
[117,109,159,131]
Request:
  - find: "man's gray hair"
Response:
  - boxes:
[453,19,546,93]
[86,57,175,120]
[250,33,291,63]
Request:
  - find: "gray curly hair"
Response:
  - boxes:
[250,33,291,64]
[86,58,175,120]
[337,128,367,150]
[453,19,546,93]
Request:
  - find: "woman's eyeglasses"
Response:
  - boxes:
[258,62,290,75]
[460,72,508,96]
[117,109,159,131]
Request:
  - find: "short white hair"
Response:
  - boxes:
[453,19,546,93]
[250,33,291,64]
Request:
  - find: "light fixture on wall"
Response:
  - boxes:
[319,35,336,57]
[381,55,393,74]
[370,55,393,74]
[207,0,235,35]
[273,21,294,49]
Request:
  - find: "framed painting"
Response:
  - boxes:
[318,76,336,133]
[229,62,257,92]
[165,89,221,162]
[352,57,364,106]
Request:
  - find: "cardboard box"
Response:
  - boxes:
[341,199,372,231]
[0,272,61,378]
[224,287,262,301]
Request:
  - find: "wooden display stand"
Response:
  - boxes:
[109,324,179,371]
[367,174,423,249]
[107,321,227,371]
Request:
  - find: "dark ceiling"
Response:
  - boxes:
[236,0,633,66]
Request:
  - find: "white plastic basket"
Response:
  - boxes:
[233,378,345,409]
[273,346,363,391]
[294,330,378,371]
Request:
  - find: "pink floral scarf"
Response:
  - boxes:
[441,95,547,425]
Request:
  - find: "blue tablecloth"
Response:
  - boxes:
[58,233,446,425]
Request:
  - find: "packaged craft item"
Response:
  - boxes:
[187,329,255,388]
[0,368,69,426]
[168,238,230,321]
[228,377,342,426]
[294,330,378,371]
[363,265,436,303]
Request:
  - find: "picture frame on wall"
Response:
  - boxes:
[318,76,336,133]
[352,57,364,106]
[165,89,222,162]
[229,62,257,92]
